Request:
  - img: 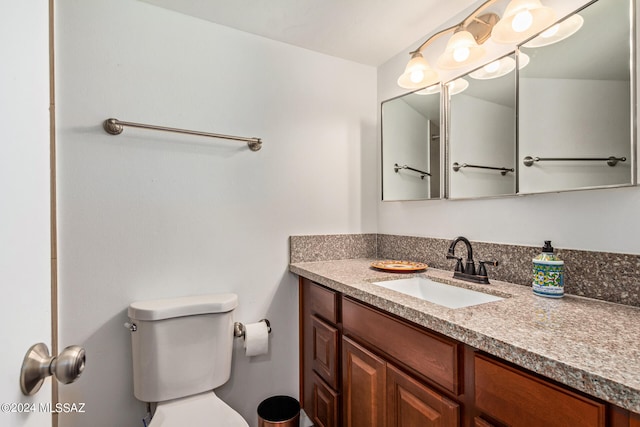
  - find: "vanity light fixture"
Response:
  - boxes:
[437,30,487,69]
[523,14,584,48]
[397,51,439,89]
[397,0,557,89]
[491,0,556,43]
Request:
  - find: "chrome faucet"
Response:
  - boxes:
[446,236,498,284]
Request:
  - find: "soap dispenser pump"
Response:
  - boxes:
[532,240,564,298]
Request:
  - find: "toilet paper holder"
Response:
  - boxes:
[234,319,271,339]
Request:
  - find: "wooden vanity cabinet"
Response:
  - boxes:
[299,277,638,427]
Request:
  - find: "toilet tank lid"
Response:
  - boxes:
[128,293,238,321]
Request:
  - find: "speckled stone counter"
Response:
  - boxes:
[289,259,640,413]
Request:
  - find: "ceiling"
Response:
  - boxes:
[139,0,479,66]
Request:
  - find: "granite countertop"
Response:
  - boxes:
[290,258,640,413]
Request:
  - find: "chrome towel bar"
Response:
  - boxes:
[394,163,431,179]
[452,162,514,176]
[103,118,262,151]
[523,156,626,167]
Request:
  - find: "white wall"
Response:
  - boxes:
[377,0,640,254]
[519,78,631,193]
[382,99,431,200]
[55,1,376,426]
[0,3,51,427]
[449,94,515,198]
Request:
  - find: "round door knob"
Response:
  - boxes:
[20,343,86,396]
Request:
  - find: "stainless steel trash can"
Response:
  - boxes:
[257,395,300,427]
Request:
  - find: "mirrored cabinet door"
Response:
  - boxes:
[447,53,517,199]
[381,86,441,201]
[381,0,635,203]
[517,0,633,194]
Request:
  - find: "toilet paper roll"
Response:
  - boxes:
[244,321,269,357]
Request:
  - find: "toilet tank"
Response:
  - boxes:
[128,293,238,402]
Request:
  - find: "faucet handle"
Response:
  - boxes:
[478,260,499,277]
[446,255,464,273]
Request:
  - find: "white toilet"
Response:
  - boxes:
[127,293,249,426]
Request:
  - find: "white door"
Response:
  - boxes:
[0,3,53,426]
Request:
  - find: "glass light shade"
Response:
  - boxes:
[437,31,486,69]
[492,0,556,44]
[470,56,516,80]
[397,52,439,89]
[447,78,469,95]
[523,14,584,48]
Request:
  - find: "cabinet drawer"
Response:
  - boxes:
[312,372,339,427]
[312,315,339,389]
[387,364,459,427]
[474,354,605,427]
[307,280,338,324]
[342,297,460,395]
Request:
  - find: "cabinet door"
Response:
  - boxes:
[387,364,459,427]
[312,315,339,389]
[342,336,386,427]
[312,372,339,427]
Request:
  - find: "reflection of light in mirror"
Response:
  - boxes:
[485,61,501,73]
[470,57,515,80]
[523,14,584,48]
[415,84,441,95]
[541,24,559,38]
[518,52,530,69]
[447,78,469,95]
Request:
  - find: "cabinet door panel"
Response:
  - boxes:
[387,364,459,427]
[342,336,386,427]
[312,315,339,389]
[475,354,605,427]
[312,372,339,427]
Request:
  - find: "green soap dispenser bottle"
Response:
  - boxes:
[532,240,564,298]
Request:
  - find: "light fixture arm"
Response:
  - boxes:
[461,0,501,27]
[412,0,501,55]
[411,25,458,55]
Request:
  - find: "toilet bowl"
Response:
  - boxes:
[127,293,249,426]
[149,391,248,427]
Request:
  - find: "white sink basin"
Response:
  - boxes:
[372,276,504,309]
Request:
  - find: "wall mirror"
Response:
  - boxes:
[447,53,517,199]
[382,0,634,202]
[517,0,633,194]
[381,85,441,201]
